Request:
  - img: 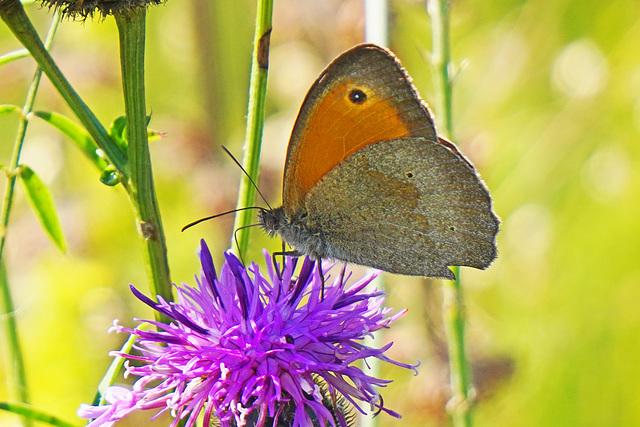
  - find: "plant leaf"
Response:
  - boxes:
[148,127,167,142]
[0,401,78,427]
[0,104,20,115]
[0,48,30,67]
[19,165,66,253]
[108,115,128,153]
[32,111,110,171]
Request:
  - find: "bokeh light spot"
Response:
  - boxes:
[581,144,630,202]
[552,39,609,98]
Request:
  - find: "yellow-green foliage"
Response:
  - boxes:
[0,1,638,426]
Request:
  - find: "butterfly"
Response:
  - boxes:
[257,44,499,279]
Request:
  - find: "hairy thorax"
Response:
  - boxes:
[258,206,328,260]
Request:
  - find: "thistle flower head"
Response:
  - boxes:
[78,240,417,427]
[39,0,164,20]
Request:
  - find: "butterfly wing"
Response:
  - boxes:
[283,44,438,218]
[302,137,499,278]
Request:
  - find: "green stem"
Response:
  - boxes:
[0,265,30,427]
[0,0,127,175]
[428,1,473,426]
[0,11,61,427]
[429,0,454,136]
[114,10,172,312]
[441,277,473,425]
[231,0,273,259]
[0,1,171,309]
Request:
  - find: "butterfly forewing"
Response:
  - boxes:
[259,43,500,278]
[283,44,438,217]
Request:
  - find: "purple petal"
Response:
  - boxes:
[79,242,414,427]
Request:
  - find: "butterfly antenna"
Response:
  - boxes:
[221,145,272,209]
[181,206,263,232]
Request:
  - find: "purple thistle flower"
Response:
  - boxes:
[78,240,417,427]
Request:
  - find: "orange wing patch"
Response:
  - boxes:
[292,81,412,206]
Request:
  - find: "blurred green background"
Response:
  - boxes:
[1,0,639,426]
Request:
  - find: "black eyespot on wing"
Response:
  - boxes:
[349,89,367,104]
[405,171,414,178]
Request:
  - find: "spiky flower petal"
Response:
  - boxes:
[78,240,417,427]
[39,0,164,20]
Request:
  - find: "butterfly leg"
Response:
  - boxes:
[316,259,326,301]
[271,244,301,281]
[338,263,347,286]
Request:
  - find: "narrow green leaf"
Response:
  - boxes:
[18,165,66,252]
[108,115,165,145]
[0,104,20,115]
[32,111,110,171]
[144,114,165,142]
[0,401,78,427]
[0,49,30,67]
[108,115,128,153]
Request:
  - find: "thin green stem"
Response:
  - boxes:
[0,11,61,427]
[0,0,127,174]
[428,0,473,426]
[0,264,31,427]
[231,0,274,259]
[0,1,171,310]
[441,276,473,425]
[115,9,172,313]
[429,0,454,136]
[0,401,77,427]
[0,47,29,66]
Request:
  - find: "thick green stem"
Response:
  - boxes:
[428,0,473,426]
[115,10,172,312]
[0,1,171,309]
[0,0,127,174]
[231,0,273,259]
[441,278,473,425]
